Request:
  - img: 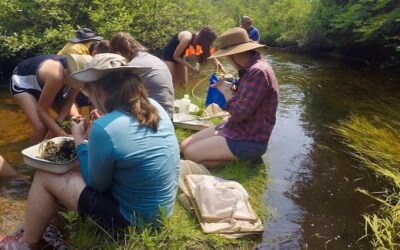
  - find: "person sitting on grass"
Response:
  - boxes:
[181,27,279,168]
[0,53,180,249]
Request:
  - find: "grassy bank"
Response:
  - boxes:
[333,108,400,249]
[67,127,269,249]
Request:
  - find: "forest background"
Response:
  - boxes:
[0,0,399,81]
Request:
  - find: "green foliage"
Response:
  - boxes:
[59,210,79,240]
[1,0,399,68]
[331,0,400,46]
[333,103,400,249]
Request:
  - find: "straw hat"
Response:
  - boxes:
[68,28,103,43]
[208,27,264,59]
[66,53,149,88]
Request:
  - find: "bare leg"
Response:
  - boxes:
[164,61,178,85]
[14,93,48,144]
[176,63,188,86]
[0,155,17,177]
[182,135,237,169]
[21,170,85,245]
[181,126,217,151]
[164,61,187,86]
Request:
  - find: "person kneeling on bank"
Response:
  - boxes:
[181,27,279,168]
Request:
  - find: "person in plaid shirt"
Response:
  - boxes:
[181,27,278,168]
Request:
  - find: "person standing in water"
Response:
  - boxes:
[162,26,226,86]
[9,54,91,144]
[240,16,260,43]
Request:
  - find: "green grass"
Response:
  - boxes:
[68,128,270,249]
[332,108,400,249]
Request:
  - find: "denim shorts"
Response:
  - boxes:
[225,138,267,162]
[78,186,130,230]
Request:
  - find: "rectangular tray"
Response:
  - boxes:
[21,136,78,174]
[173,113,213,131]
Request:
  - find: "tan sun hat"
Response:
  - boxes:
[208,27,265,59]
[66,53,150,88]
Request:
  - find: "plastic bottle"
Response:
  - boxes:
[205,73,227,109]
[195,63,200,71]
[179,94,191,114]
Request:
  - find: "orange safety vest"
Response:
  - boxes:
[185,45,216,57]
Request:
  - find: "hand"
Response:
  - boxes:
[90,109,102,121]
[216,63,227,74]
[211,76,233,95]
[70,116,86,145]
[189,64,200,75]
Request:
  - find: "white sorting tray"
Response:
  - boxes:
[21,136,78,174]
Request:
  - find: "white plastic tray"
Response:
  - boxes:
[173,114,212,131]
[21,136,78,174]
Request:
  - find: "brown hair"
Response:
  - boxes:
[86,71,160,131]
[194,26,217,64]
[110,32,147,61]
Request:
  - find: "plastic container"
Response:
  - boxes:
[205,73,227,110]
[179,94,191,114]
[195,63,200,71]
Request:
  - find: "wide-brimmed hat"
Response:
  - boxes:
[68,28,103,43]
[208,27,264,59]
[66,53,150,88]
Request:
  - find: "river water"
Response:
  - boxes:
[1,49,399,248]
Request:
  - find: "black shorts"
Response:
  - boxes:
[78,187,130,230]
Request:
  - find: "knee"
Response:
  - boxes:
[180,138,190,152]
[31,122,47,135]
[33,170,50,182]
[182,145,201,163]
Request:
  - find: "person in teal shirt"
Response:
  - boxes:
[3,53,180,249]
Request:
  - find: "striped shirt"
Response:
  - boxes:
[218,52,278,143]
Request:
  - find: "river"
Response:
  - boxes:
[1,49,399,248]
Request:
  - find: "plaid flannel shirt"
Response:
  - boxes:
[218,52,278,143]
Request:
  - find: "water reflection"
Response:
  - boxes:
[258,49,400,249]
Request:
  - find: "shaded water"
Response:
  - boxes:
[1,49,399,248]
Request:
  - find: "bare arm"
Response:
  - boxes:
[210,58,227,74]
[173,31,198,72]
[56,87,80,121]
[37,60,68,137]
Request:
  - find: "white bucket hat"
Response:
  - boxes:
[66,53,149,88]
